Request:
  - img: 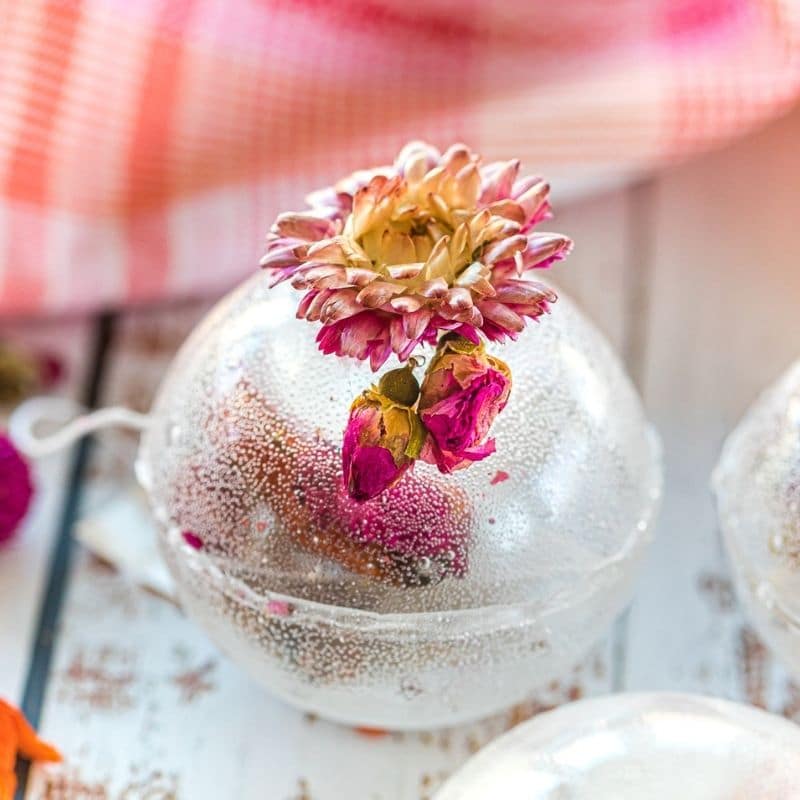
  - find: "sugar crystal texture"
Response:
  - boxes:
[435,693,800,799]
[715,360,800,676]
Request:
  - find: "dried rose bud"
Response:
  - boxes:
[419,335,511,473]
[0,433,34,544]
[342,367,426,502]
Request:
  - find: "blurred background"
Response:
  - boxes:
[2,1,800,797]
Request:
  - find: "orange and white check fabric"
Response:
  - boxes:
[0,0,798,314]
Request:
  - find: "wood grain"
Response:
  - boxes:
[0,319,92,703]
[625,105,800,706]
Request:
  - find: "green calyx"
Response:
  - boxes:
[378,365,420,407]
[438,333,483,357]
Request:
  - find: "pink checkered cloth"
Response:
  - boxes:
[0,0,798,315]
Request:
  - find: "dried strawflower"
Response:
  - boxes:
[262,142,571,370]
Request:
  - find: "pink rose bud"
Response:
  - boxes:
[342,366,426,502]
[419,335,511,474]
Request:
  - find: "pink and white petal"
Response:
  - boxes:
[306,237,350,265]
[516,180,551,227]
[455,262,496,297]
[296,290,319,319]
[493,279,556,305]
[320,290,363,323]
[443,287,474,313]
[342,313,381,359]
[298,264,344,284]
[479,159,520,204]
[390,295,423,313]
[369,337,393,371]
[316,272,359,290]
[481,318,518,342]
[304,288,335,321]
[511,300,554,318]
[483,234,528,265]
[273,212,337,241]
[441,143,473,173]
[418,277,449,299]
[305,186,352,214]
[395,141,440,176]
[402,308,433,341]
[465,305,484,327]
[520,234,573,270]
[486,199,526,225]
[511,175,543,199]
[389,315,410,355]
[356,281,404,308]
[478,299,526,333]
[344,267,379,287]
[259,245,303,270]
[386,262,424,280]
[397,337,421,362]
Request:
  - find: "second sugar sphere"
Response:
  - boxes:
[716,360,800,676]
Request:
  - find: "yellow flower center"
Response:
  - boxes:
[330,154,522,294]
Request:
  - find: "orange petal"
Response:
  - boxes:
[0,770,17,800]
[1,701,61,763]
[0,710,16,773]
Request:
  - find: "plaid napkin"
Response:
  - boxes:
[0,0,798,315]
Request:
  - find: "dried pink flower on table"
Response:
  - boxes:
[0,433,34,544]
[419,336,511,474]
[182,531,204,550]
[262,141,571,370]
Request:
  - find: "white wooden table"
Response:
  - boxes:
[3,105,800,799]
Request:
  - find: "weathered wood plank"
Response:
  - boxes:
[624,105,800,706]
[0,319,92,702]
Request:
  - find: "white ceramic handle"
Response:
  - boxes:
[8,396,151,459]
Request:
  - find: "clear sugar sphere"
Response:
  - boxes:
[435,693,800,799]
[136,274,662,728]
[715,360,800,675]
